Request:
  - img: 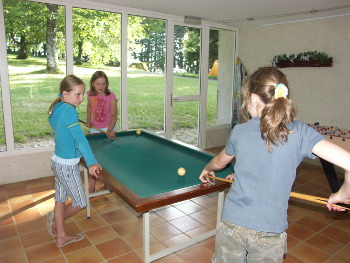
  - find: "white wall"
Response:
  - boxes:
[238,15,350,129]
[0,148,54,185]
[216,30,235,125]
[205,124,231,149]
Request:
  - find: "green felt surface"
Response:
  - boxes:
[86,130,234,198]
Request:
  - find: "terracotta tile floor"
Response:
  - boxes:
[0,146,349,263]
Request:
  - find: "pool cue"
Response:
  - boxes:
[205,175,350,211]
[78,119,122,141]
[205,175,233,183]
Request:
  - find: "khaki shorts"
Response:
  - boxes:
[212,219,287,263]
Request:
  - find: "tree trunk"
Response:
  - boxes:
[17,35,28,59]
[75,41,84,65]
[46,4,59,73]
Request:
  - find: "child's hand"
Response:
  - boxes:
[199,170,214,183]
[106,131,115,140]
[86,121,92,128]
[327,192,350,212]
[89,163,102,178]
[225,173,234,181]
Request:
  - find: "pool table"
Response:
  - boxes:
[81,130,234,262]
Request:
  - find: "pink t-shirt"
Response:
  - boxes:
[87,91,118,128]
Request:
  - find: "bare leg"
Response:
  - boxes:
[89,175,96,193]
[53,201,84,246]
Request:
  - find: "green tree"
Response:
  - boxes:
[183,28,200,74]
[174,25,186,69]
[73,8,121,66]
[134,18,166,72]
[3,0,46,59]
[209,29,219,71]
[127,15,147,63]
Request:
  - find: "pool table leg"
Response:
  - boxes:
[81,165,111,219]
[319,157,341,193]
[142,191,225,263]
[143,212,151,263]
[83,167,91,218]
[216,191,224,225]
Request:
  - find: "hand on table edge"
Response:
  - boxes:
[225,173,234,181]
[86,120,92,129]
[199,170,215,184]
[89,163,102,178]
[106,130,115,140]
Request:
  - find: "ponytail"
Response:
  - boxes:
[260,97,296,152]
[48,97,62,116]
[239,66,297,152]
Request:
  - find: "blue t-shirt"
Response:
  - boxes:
[223,118,324,233]
[48,102,97,167]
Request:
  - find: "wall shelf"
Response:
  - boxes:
[276,59,333,68]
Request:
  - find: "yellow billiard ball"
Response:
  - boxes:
[177,167,186,176]
[136,129,141,135]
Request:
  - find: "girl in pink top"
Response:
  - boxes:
[86,71,118,192]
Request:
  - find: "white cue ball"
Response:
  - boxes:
[177,167,186,176]
[136,129,141,135]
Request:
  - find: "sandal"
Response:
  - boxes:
[57,234,84,247]
[46,211,57,237]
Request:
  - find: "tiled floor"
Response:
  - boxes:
[0,146,350,263]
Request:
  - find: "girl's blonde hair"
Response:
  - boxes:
[240,66,297,152]
[48,75,85,115]
[89,71,110,96]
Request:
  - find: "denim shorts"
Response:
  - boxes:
[212,219,287,263]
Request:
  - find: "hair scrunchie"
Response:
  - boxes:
[274,83,288,99]
[58,93,62,97]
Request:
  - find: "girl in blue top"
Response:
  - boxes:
[199,67,350,262]
[48,75,102,247]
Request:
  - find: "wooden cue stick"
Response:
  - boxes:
[78,119,122,141]
[205,175,350,211]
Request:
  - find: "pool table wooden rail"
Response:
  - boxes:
[81,157,231,213]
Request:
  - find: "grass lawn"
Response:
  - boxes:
[0,55,218,146]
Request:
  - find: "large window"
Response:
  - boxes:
[72,8,121,132]
[0,0,237,151]
[3,0,65,149]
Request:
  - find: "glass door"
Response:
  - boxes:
[172,25,201,146]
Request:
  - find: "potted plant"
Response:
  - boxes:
[272,51,333,68]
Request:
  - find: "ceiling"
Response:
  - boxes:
[89,0,350,27]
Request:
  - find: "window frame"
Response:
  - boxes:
[0,0,238,155]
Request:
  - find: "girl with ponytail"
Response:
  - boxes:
[199,66,350,262]
[47,75,102,247]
